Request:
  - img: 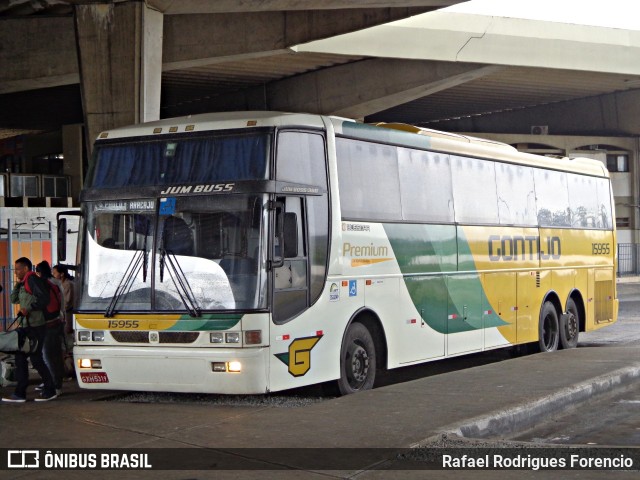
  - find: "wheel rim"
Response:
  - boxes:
[565,312,578,340]
[542,313,558,350]
[347,343,369,388]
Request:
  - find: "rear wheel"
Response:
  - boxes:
[538,301,559,352]
[560,298,580,349]
[337,323,376,395]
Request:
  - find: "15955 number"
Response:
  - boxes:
[592,243,611,255]
[107,320,140,329]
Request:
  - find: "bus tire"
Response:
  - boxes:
[538,301,559,352]
[337,322,376,395]
[559,298,580,349]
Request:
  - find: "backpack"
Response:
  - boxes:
[23,271,62,321]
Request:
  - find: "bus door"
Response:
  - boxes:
[446,274,482,355]
[482,272,517,348]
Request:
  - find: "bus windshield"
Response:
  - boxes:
[88,131,270,188]
[80,194,268,314]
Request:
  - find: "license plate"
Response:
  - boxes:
[80,372,109,383]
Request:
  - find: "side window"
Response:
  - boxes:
[495,163,537,226]
[276,131,326,187]
[274,131,330,322]
[451,155,499,224]
[596,178,613,229]
[534,169,570,227]
[567,173,601,229]
[336,138,402,221]
[398,148,454,223]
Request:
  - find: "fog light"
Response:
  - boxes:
[228,361,242,372]
[78,331,91,342]
[244,330,262,345]
[79,358,92,369]
[225,332,240,344]
[210,332,224,343]
[92,331,105,342]
[79,358,102,369]
[211,362,226,372]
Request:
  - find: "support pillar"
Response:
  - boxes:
[62,124,84,203]
[74,1,163,157]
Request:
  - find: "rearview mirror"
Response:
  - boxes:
[57,218,67,261]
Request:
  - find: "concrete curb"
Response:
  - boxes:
[415,363,640,445]
[616,276,640,284]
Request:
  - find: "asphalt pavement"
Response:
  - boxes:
[1,284,639,479]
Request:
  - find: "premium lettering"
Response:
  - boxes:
[343,242,388,257]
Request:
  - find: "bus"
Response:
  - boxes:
[60,111,618,395]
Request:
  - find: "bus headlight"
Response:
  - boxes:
[225,332,240,343]
[92,331,105,342]
[78,331,91,342]
[210,332,224,343]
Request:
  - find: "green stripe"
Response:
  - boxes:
[169,313,243,331]
[383,224,508,334]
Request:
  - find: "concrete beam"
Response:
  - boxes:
[428,89,640,137]
[147,0,461,14]
[166,59,502,119]
[162,8,433,71]
[266,59,503,119]
[0,16,78,94]
[295,11,640,76]
[0,6,438,92]
[75,2,163,149]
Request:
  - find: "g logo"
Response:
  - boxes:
[275,335,323,377]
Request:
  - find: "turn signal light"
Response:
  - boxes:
[244,330,262,345]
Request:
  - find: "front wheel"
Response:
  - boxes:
[559,298,580,349]
[337,323,376,395]
[538,301,559,352]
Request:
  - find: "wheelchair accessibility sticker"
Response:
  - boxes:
[349,280,357,297]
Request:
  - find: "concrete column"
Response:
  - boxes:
[74,2,163,156]
[62,124,84,203]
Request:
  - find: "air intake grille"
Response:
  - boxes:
[111,331,149,343]
[159,332,199,343]
[111,331,200,344]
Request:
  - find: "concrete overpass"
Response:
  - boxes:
[1,0,640,244]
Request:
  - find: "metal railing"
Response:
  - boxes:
[618,243,640,277]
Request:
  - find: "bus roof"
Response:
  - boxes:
[96,111,326,140]
[331,118,609,178]
[97,111,609,178]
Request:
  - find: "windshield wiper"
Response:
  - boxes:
[159,247,201,317]
[105,248,146,318]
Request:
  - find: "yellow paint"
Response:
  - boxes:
[75,313,181,330]
[351,258,393,267]
[463,225,616,345]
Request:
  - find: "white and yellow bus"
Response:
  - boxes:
[62,111,617,395]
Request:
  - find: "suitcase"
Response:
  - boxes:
[0,356,17,387]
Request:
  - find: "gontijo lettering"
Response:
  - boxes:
[488,235,561,261]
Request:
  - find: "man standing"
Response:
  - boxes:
[2,257,57,402]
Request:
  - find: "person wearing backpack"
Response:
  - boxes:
[2,257,57,403]
[36,261,65,396]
